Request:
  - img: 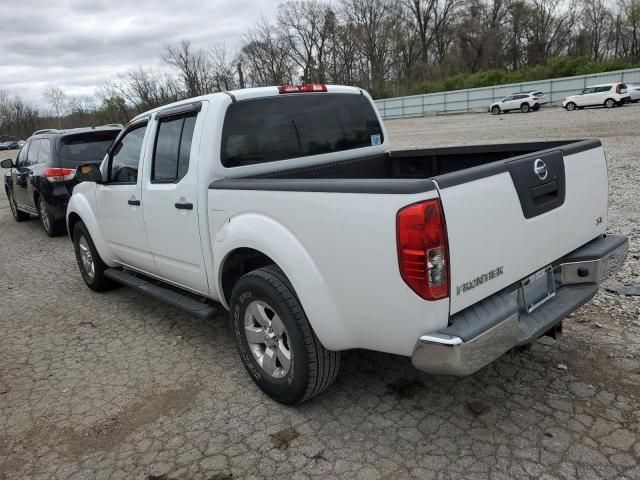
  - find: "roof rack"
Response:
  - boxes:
[102,123,123,128]
[32,129,60,135]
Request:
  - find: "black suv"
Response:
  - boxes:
[2,126,121,236]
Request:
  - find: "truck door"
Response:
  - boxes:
[141,104,209,294]
[96,120,157,274]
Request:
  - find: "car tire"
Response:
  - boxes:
[230,265,340,404]
[491,106,500,115]
[37,197,64,237]
[72,221,115,292]
[566,102,576,111]
[520,103,531,113]
[604,98,616,108]
[6,189,29,222]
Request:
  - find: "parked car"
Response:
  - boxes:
[489,92,542,114]
[3,140,19,150]
[67,84,627,404]
[523,90,547,106]
[626,83,640,103]
[0,142,9,151]
[2,126,121,236]
[562,83,630,111]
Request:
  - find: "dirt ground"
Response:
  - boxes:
[1,105,639,479]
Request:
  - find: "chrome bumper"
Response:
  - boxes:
[412,235,629,376]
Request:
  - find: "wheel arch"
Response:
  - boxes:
[66,188,116,267]
[215,213,352,351]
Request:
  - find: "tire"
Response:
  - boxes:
[6,189,29,222]
[72,221,115,292]
[520,103,531,113]
[37,196,64,237]
[491,106,500,115]
[604,98,616,108]
[565,102,576,111]
[230,265,340,404]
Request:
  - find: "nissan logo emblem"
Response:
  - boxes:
[533,159,548,181]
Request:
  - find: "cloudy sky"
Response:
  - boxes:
[0,0,281,106]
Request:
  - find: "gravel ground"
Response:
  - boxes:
[1,106,639,480]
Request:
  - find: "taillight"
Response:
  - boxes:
[44,167,75,182]
[397,199,449,300]
[278,84,327,94]
[616,84,622,94]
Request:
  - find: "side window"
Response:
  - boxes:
[152,114,196,183]
[37,139,51,164]
[17,142,30,166]
[108,123,147,183]
[27,140,40,165]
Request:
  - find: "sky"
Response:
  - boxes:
[0,0,280,107]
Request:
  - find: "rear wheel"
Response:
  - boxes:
[604,98,616,108]
[520,103,531,113]
[565,102,576,111]
[6,190,29,222]
[491,106,500,115]
[38,197,64,237]
[73,221,115,291]
[230,265,340,404]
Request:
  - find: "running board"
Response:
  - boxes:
[104,268,219,320]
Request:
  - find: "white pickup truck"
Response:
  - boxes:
[67,84,628,404]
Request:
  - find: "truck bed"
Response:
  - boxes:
[211,139,599,194]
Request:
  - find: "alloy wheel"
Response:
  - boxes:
[39,199,50,232]
[78,235,95,280]
[244,300,292,379]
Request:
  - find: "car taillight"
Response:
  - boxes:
[278,84,327,94]
[397,199,449,300]
[44,167,75,182]
[616,84,623,94]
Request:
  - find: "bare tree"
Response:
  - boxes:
[342,0,402,96]
[43,87,67,128]
[527,0,578,65]
[581,0,613,61]
[240,17,295,86]
[163,40,214,97]
[278,1,336,83]
[210,44,239,91]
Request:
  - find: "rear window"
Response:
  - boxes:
[221,93,384,167]
[59,131,120,166]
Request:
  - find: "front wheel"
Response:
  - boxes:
[565,102,576,111]
[230,265,340,404]
[491,106,500,115]
[604,98,616,108]
[73,221,115,291]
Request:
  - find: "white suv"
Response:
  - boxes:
[489,92,542,115]
[562,83,630,111]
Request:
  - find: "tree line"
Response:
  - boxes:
[1,0,639,139]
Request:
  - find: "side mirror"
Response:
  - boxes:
[0,158,14,169]
[75,163,103,184]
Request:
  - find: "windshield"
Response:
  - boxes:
[221,93,384,167]
[59,131,119,166]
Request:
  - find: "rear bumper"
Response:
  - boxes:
[412,234,629,375]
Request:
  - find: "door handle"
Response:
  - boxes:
[128,199,141,206]
[174,202,193,210]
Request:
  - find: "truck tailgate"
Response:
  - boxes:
[437,140,608,314]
